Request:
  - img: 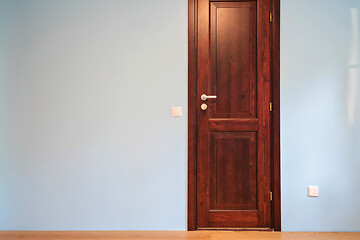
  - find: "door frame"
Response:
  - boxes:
[187,0,281,231]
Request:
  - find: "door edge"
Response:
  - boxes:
[187,0,197,231]
[271,0,281,231]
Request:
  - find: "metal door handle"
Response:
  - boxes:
[201,94,217,101]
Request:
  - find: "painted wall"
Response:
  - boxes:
[0,0,187,230]
[281,0,360,231]
[1,0,360,232]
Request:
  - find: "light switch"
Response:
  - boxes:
[307,186,319,197]
[171,107,182,117]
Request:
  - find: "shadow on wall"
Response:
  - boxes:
[347,7,360,229]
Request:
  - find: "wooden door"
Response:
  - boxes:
[195,0,272,229]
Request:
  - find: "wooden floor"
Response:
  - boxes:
[0,231,359,240]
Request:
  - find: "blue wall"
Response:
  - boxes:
[281,0,360,231]
[0,0,187,230]
[0,0,360,231]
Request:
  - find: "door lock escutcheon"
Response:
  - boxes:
[201,103,208,111]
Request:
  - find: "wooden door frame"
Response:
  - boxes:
[187,0,281,231]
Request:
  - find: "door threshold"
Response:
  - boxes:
[197,227,273,231]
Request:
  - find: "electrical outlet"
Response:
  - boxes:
[171,107,182,117]
[307,186,319,197]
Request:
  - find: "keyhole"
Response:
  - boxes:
[201,103,207,110]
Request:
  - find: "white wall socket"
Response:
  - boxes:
[171,107,182,117]
[307,186,319,197]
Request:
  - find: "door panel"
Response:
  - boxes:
[210,2,257,118]
[209,132,257,209]
[196,0,271,229]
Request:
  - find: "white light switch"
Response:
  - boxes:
[171,107,182,117]
[307,186,319,197]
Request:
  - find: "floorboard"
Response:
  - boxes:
[0,231,359,240]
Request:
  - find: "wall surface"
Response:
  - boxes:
[281,0,360,231]
[0,0,187,230]
[1,0,360,232]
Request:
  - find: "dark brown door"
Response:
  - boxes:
[196,0,272,229]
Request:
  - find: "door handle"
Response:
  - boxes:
[201,94,217,101]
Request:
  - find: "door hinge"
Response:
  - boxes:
[270,13,273,23]
[270,191,273,201]
[270,102,273,112]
